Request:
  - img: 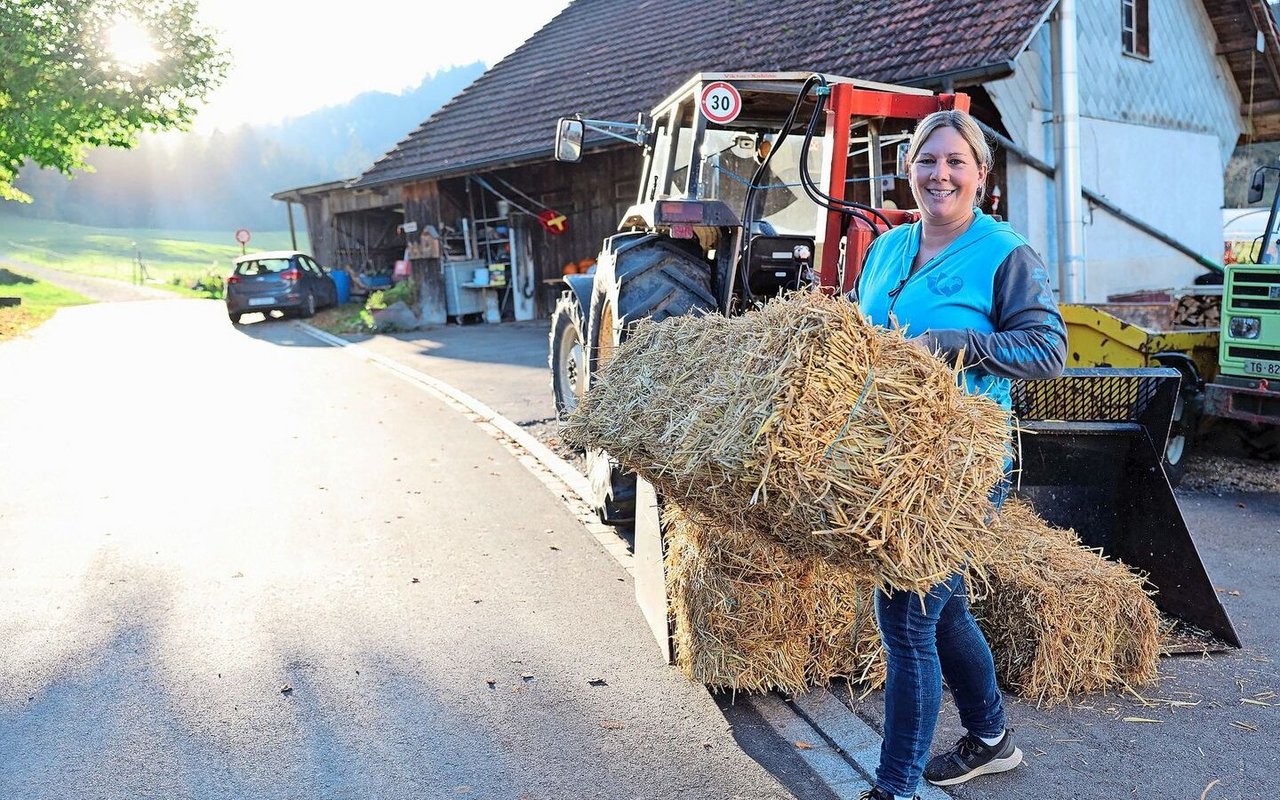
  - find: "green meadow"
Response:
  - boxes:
[0,214,301,290]
[0,267,93,340]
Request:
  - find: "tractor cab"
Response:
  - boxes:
[556,72,965,309]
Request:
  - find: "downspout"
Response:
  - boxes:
[1052,0,1086,302]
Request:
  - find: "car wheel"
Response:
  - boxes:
[229,311,243,325]
[302,291,316,318]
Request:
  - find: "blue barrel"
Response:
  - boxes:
[331,269,351,304]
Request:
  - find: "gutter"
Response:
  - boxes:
[903,60,1018,91]
[978,121,1224,275]
[353,140,627,190]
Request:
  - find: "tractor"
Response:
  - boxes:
[549,72,1238,651]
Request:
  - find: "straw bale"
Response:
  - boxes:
[564,291,1009,593]
[971,499,1161,705]
[809,559,885,689]
[664,504,814,694]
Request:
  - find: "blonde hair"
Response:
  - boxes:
[905,109,993,203]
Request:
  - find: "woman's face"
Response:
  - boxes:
[910,125,988,226]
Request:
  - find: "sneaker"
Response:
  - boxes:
[924,729,1023,786]
[858,788,917,800]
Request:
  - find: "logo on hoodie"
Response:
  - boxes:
[927,273,964,297]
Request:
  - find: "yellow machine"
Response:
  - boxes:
[1061,302,1219,485]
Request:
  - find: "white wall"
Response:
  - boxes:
[984,0,1242,302]
[1075,118,1223,299]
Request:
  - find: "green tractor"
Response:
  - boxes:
[1202,166,1280,455]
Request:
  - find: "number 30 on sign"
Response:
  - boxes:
[700,81,742,125]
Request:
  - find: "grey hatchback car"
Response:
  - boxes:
[225,250,338,324]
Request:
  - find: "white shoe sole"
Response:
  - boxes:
[926,747,1024,786]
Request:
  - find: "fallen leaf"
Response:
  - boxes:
[701,741,713,750]
[521,673,535,681]
[1237,502,1247,509]
[794,740,812,750]
[411,578,420,584]
[587,677,608,687]
[601,720,625,730]
[486,679,496,687]
[1121,717,1163,723]
[549,545,560,551]
[280,685,294,696]
[1228,590,1242,597]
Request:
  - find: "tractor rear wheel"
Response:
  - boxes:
[586,238,716,526]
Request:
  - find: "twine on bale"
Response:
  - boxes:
[970,498,1161,705]
[563,291,1010,593]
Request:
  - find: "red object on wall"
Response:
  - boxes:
[393,259,411,280]
[538,209,568,235]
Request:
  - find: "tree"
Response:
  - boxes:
[0,0,227,202]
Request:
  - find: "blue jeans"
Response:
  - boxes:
[872,476,1010,797]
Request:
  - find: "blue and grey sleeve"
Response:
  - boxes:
[921,245,1067,380]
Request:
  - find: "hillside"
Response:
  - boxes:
[4,63,485,232]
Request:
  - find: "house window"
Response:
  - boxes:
[1122,0,1149,58]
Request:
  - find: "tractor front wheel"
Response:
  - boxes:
[549,292,588,422]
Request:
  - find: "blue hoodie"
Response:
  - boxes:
[853,210,1066,410]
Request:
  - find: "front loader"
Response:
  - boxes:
[549,73,1238,653]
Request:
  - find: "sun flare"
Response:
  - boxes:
[106,17,159,71]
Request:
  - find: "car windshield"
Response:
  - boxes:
[234,258,292,276]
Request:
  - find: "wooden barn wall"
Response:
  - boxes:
[296,186,402,272]
[403,180,447,324]
[436,145,641,318]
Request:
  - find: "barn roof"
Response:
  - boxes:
[355,0,1280,188]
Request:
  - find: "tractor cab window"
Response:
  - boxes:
[698,129,825,238]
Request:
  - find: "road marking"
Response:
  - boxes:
[293,321,911,799]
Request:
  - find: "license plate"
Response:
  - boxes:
[1243,359,1280,377]
[248,297,275,306]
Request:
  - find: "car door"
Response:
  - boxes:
[301,255,334,305]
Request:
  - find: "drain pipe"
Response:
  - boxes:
[1052,0,1086,302]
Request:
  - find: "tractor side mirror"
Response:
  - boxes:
[555,118,584,163]
[1249,168,1266,204]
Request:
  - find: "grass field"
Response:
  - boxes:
[0,266,94,340]
[0,214,301,292]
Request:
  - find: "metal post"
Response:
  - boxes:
[1052,0,1086,302]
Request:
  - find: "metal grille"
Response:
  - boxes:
[1011,372,1163,422]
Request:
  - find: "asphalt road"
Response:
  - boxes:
[0,298,801,799]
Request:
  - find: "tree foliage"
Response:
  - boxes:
[0,0,228,202]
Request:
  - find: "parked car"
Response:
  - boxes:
[225,250,338,324]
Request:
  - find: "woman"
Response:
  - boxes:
[850,109,1067,800]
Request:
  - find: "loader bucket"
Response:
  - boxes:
[1011,368,1240,649]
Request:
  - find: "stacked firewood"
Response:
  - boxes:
[1172,294,1221,329]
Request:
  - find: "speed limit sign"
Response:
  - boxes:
[235,228,251,245]
[700,81,742,125]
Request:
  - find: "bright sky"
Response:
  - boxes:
[191,0,572,131]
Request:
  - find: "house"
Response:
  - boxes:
[278,0,1280,322]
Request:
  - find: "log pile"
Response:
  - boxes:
[1171,293,1221,329]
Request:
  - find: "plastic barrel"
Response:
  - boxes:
[331,269,351,304]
